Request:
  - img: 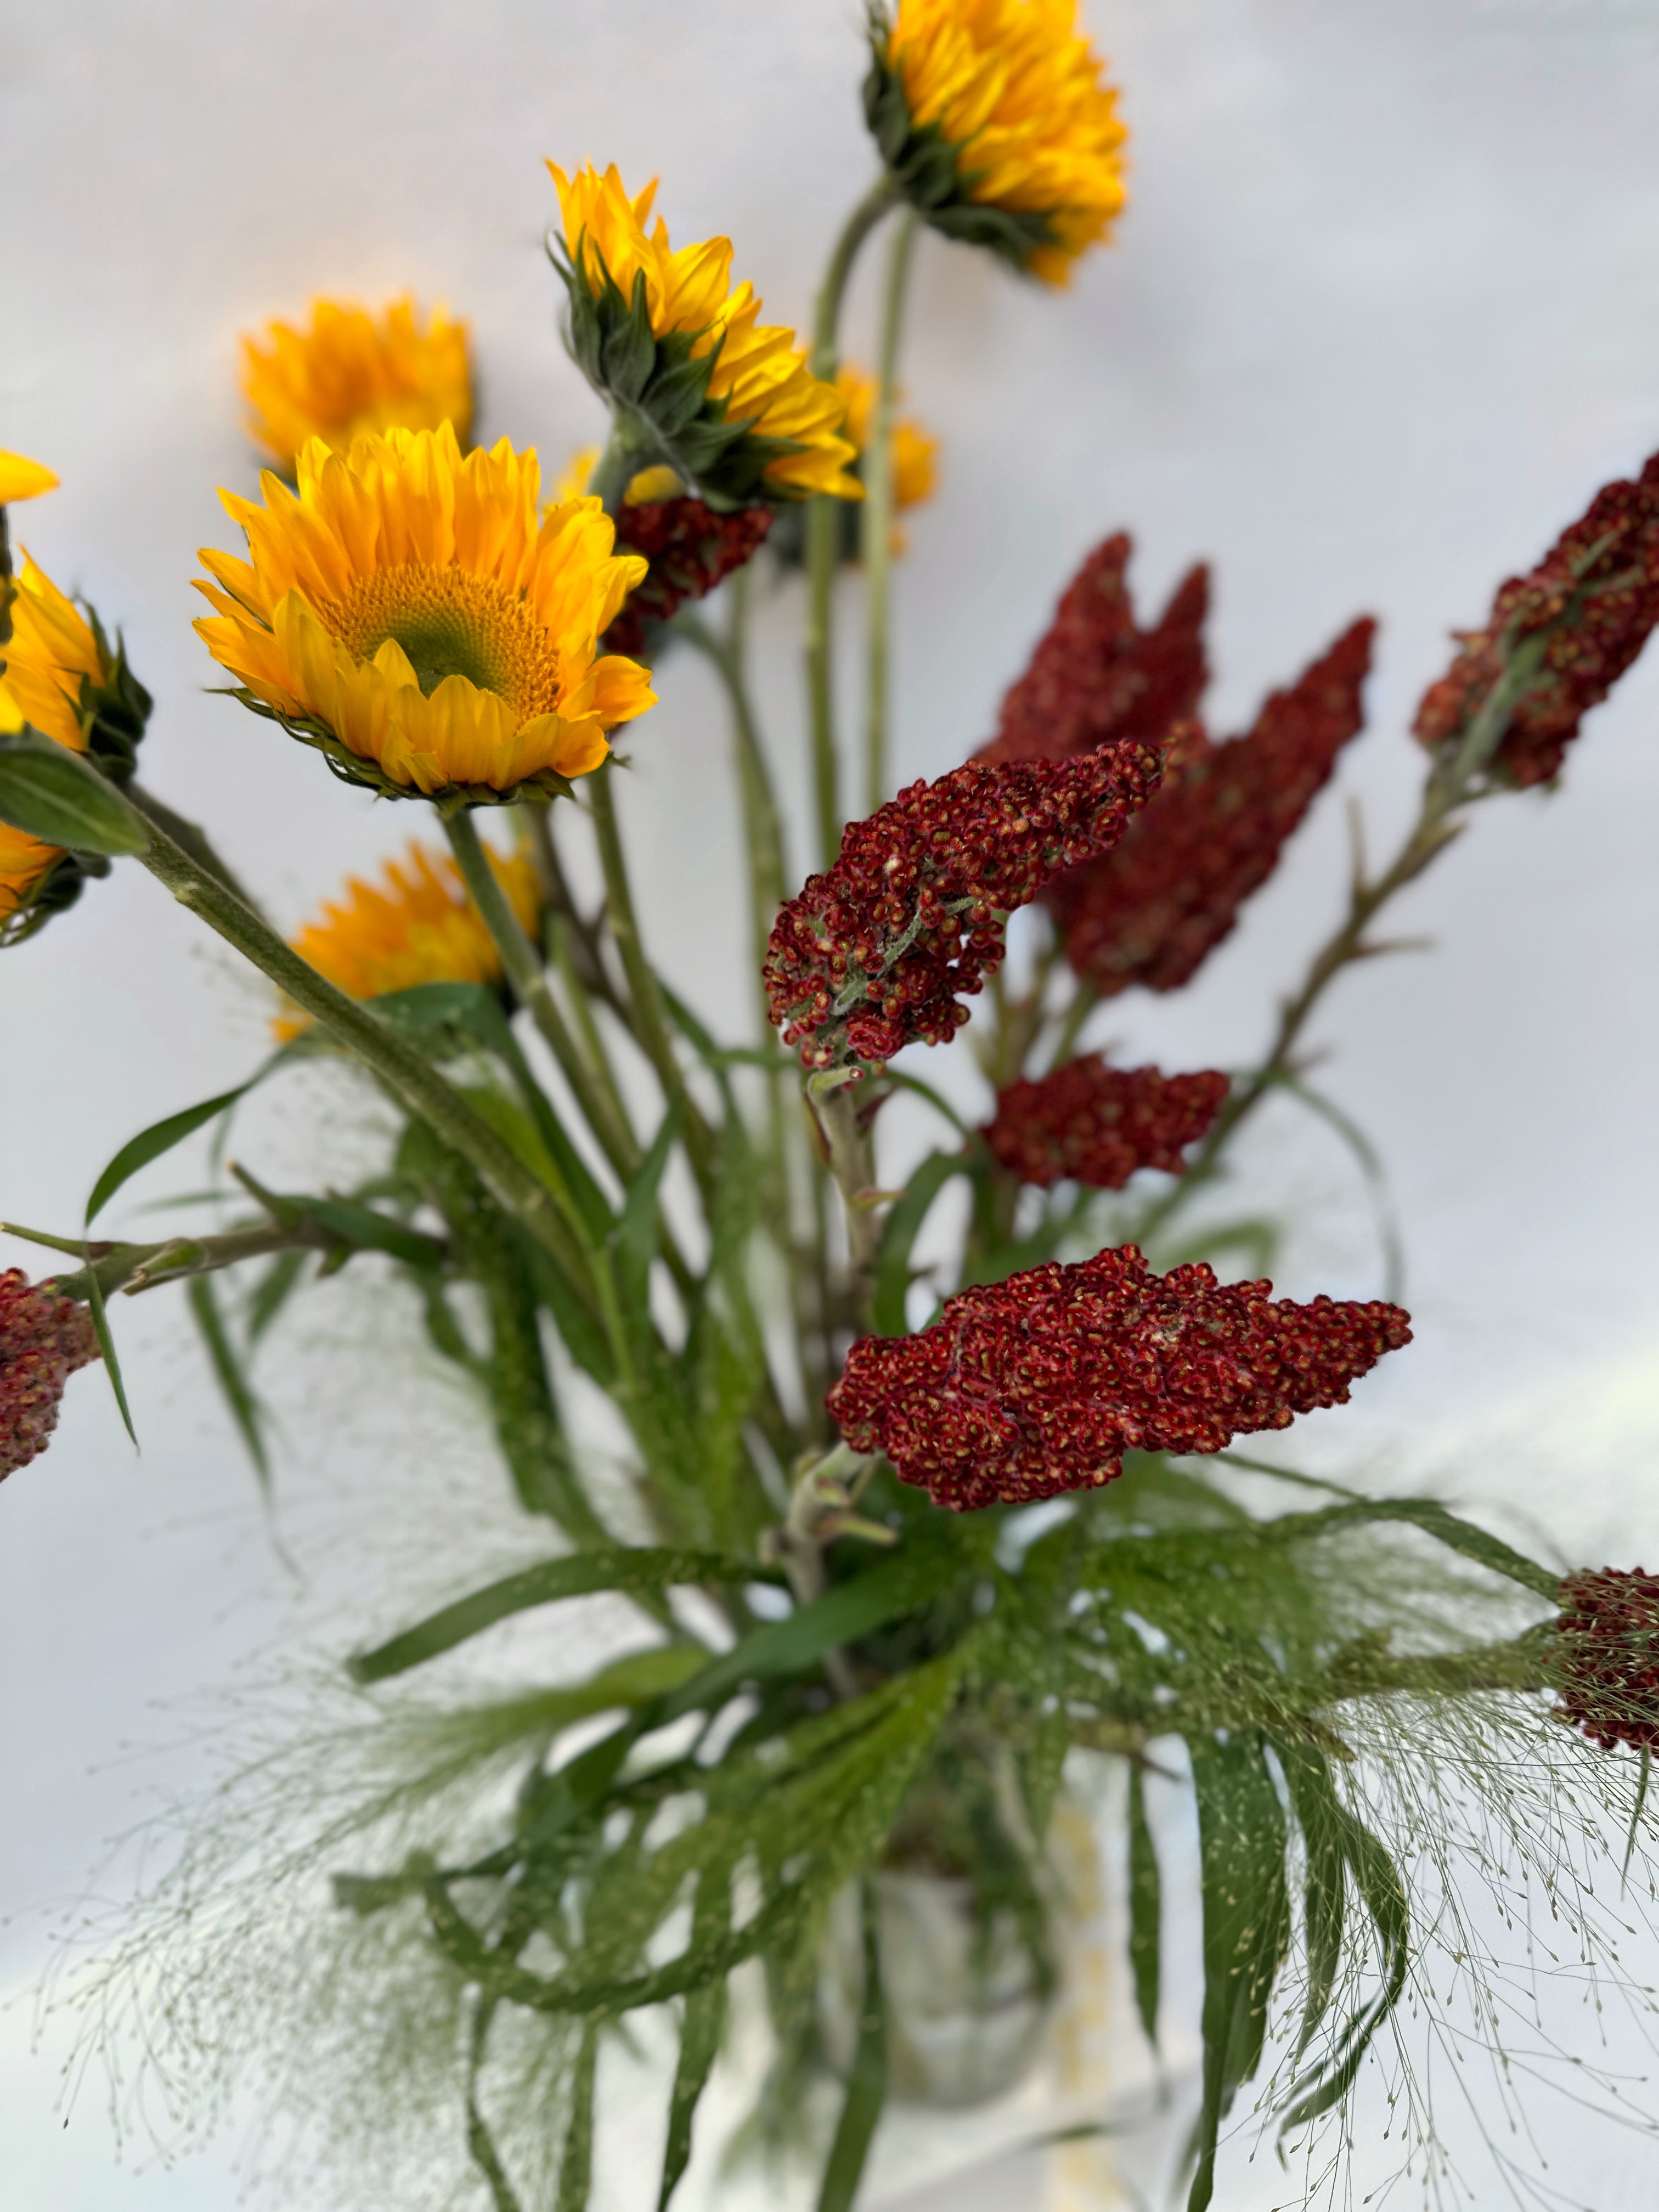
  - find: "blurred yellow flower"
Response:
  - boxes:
[549,163,861,505]
[277,838,543,1038]
[869,0,1127,285]
[0,453,60,505]
[241,298,473,476]
[0,555,105,934]
[835,365,939,513]
[557,448,684,509]
[194,422,655,803]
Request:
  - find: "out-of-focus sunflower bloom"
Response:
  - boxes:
[865,0,1127,285]
[275,839,542,1040]
[548,163,861,507]
[193,421,656,804]
[241,298,473,476]
[557,447,685,510]
[0,556,115,941]
[837,363,939,517]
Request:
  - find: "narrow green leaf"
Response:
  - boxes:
[1186,1734,1290,2212]
[871,1151,973,1336]
[655,1536,967,1722]
[83,1255,137,1449]
[556,2023,599,2212]
[1276,1746,1347,2063]
[348,1548,769,1683]
[658,1869,730,2210]
[86,1084,252,1224]
[1127,1765,1162,2048]
[279,1192,445,1269]
[614,1102,681,1308]
[187,1275,269,1495]
[246,1249,308,1343]
[0,731,152,855]
[817,1885,888,2212]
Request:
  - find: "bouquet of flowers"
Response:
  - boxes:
[6,6,1659,2207]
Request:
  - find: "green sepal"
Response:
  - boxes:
[222,690,576,808]
[0,727,151,855]
[74,614,153,786]
[861,12,1063,276]
[0,845,111,949]
[549,229,824,512]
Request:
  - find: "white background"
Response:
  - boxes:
[4,1,1659,2205]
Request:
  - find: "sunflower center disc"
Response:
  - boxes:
[320,562,562,718]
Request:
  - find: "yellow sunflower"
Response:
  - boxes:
[835,365,939,514]
[0,555,111,940]
[241,298,473,476]
[548,163,861,507]
[194,421,656,803]
[276,838,542,1039]
[866,0,1127,285]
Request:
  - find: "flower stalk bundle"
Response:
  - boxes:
[7,10,1659,2211]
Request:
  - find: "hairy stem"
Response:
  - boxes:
[126,782,266,920]
[861,210,920,817]
[28,1217,338,1304]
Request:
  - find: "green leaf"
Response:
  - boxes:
[871,1151,974,1337]
[1624,1748,1651,1891]
[86,1083,253,1224]
[1127,1765,1161,2048]
[1278,1745,1347,2065]
[658,1869,730,2210]
[245,1249,308,1343]
[614,1102,681,1310]
[348,1548,770,1683]
[1269,1741,1409,2135]
[816,1885,888,2212]
[0,730,151,855]
[187,1274,270,1495]
[556,2023,599,2212]
[1186,1733,1290,2212]
[654,1534,968,1722]
[1268,1072,1404,1305]
[83,1252,137,1449]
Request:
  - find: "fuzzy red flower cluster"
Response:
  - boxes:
[1046,619,1375,998]
[976,535,1210,766]
[604,496,774,658]
[827,1244,1410,1511]
[1,1269,100,1481]
[765,744,1164,1069]
[1554,1567,1659,1754]
[981,1058,1229,1189]
[1414,454,1659,789]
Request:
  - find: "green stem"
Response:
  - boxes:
[805,176,900,872]
[588,425,651,518]
[443,804,641,1180]
[126,782,266,921]
[675,595,786,1032]
[862,210,919,818]
[585,763,715,1189]
[811,1081,884,1325]
[33,1217,338,1304]
[127,803,603,1313]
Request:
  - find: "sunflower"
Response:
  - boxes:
[548,163,861,508]
[276,838,542,1039]
[865,0,1127,284]
[194,421,656,803]
[241,298,473,476]
[0,554,115,943]
[835,365,939,514]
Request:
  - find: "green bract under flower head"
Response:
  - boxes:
[864,0,1128,284]
[547,162,862,511]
